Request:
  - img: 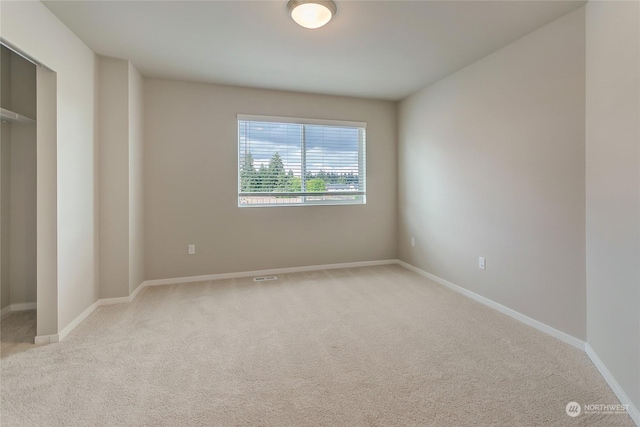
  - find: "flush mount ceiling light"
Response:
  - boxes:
[287,0,337,29]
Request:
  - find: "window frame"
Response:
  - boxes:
[237,114,367,208]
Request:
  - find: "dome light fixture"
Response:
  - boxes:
[287,0,337,29]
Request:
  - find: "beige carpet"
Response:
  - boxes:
[0,265,634,426]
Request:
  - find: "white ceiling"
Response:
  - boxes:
[43,0,585,101]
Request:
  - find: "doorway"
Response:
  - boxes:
[1,44,37,347]
[1,41,58,347]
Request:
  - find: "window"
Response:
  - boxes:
[238,115,366,207]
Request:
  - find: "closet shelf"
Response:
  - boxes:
[1,107,36,125]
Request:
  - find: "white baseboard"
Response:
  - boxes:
[55,295,139,342]
[98,296,132,306]
[52,259,397,343]
[34,334,59,344]
[11,302,37,311]
[395,261,585,350]
[26,258,640,424]
[128,280,147,301]
[1,302,37,318]
[58,300,100,342]
[396,260,640,425]
[585,344,640,426]
[142,259,397,287]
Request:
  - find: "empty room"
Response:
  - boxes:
[0,0,638,425]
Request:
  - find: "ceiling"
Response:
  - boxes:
[43,0,585,101]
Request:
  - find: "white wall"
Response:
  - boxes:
[398,9,586,339]
[128,62,144,294]
[97,55,145,299]
[1,1,98,332]
[586,0,640,414]
[98,56,129,298]
[36,65,58,336]
[144,80,397,280]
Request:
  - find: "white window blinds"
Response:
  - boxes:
[238,115,366,207]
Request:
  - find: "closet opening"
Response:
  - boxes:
[1,41,58,353]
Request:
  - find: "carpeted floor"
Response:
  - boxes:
[0,265,634,426]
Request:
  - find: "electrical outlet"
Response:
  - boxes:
[188,244,196,255]
[411,237,416,247]
[479,257,486,270]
